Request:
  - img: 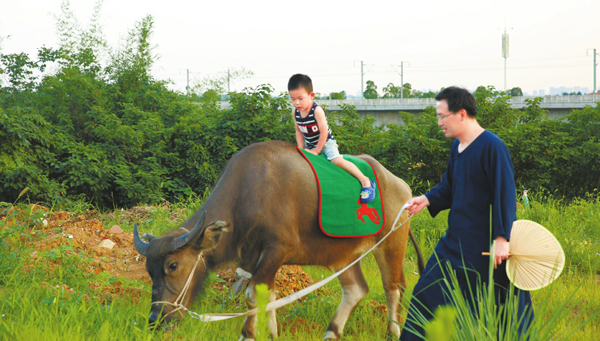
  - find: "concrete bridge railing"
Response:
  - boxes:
[316,95,599,110]
[215,95,599,126]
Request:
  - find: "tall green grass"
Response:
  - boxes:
[401,245,597,341]
[0,193,598,340]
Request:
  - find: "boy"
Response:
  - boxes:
[288,74,376,203]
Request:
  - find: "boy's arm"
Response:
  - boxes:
[293,109,305,148]
[310,106,329,155]
[295,126,305,148]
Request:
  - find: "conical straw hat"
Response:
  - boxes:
[505,220,565,290]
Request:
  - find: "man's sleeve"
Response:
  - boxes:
[488,140,517,241]
[425,155,453,218]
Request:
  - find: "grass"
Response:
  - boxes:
[0,193,598,340]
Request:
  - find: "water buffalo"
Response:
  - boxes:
[133,140,423,340]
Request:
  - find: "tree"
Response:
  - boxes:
[383,82,414,98]
[329,91,346,100]
[510,87,523,96]
[382,83,402,98]
[402,83,412,98]
[364,80,378,99]
[412,89,437,98]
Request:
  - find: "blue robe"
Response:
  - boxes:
[400,130,534,340]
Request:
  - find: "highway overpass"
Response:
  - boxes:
[217,95,599,126]
[316,95,599,126]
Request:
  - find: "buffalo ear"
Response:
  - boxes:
[193,221,229,251]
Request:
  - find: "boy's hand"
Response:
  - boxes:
[306,149,319,155]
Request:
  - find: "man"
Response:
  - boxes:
[400,87,533,340]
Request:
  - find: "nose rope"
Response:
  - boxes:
[151,203,414,322]
[151,252,206,318]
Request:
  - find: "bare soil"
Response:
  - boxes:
[3,204,315,304]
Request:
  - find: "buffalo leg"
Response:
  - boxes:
[324,262,369,340]
[239,250,283,340]
[373,224,410,339]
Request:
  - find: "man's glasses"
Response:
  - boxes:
[437,112,455,121]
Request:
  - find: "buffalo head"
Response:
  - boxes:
[133,211,229,326]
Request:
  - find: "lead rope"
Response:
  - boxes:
[153,203,413,322]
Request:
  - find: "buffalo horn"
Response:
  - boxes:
[133,223,150,256]
[172,210,206,251]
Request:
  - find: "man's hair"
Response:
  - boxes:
[435,86,477,117]
[288,74,313,93]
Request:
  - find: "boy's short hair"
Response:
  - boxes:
[435,86,477,117]
[288,74,313,93]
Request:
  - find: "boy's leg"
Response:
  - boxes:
[322,140,376,203]
[331,157,371,188]
[321,139,371,187]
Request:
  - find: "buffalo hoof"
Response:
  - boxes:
[323,331,339,340]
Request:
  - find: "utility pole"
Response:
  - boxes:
[227,69,230,93]
[186,69,190,96]
[588,48,598,96]
[401,62,404,100]
[361,61,364,99]
[392,62,409,99]
[357,61,374,98]
[502,28,509,92]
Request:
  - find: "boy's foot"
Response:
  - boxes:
[360,180,377,203]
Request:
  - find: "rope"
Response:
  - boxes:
[153,202,413,322]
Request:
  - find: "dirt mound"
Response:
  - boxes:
[4,204,315,304]
[213,265,315,299]
[27,209,148,282]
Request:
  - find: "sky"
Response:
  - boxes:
[1,0,599,97]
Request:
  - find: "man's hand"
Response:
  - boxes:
[406,195,430,215]
[493,236,510,269]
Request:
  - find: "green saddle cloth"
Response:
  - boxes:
[297,147,385,238]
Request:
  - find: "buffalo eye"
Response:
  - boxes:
[168,262,178,273]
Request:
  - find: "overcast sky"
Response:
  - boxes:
[2,0,599,97]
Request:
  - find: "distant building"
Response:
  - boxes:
[533,90,538,96]
[539,89,545,96]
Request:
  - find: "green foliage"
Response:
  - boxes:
[381,83,435,99]
[363,80,378,99]
[329,90,346,100]
[412,89,438,98]
[382,82,403,98]
[1,2,599,207]
[327,104,383,155]
[0,52,39,93]
[0,8,294,207]
[254,283,271,341]
[510,87,523,96]
[372,107,452,195]
[424,306,457,341]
